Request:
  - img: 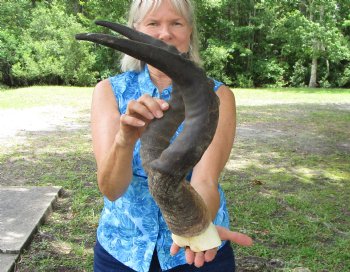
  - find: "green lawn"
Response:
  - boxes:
[0,86,93,109]
[1,86,349,271]
[229,88,350,271]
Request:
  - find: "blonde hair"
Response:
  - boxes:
[120,0,201,72]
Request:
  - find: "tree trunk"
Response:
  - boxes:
[325,59,330,78]
[3,65,14,87]
[73,0,83,14]
[309,57,318,87]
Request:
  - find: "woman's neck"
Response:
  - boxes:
[148,65,172,92]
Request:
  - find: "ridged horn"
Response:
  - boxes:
[76,22,219,239]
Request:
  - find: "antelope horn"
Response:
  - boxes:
[76,22,221,252]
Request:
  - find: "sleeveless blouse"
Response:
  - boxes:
[97,66,230,272]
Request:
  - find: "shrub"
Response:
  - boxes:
[11,3,97,86]
[254,59,287,87]
[290,60,307,87]
[337,64,350,87]
[202,40,233,85]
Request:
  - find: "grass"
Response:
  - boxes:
[226,88,350,271]
[1,86,96,271]
[1,86,349,271]
[234,87,350,106]
[0,86,93,109]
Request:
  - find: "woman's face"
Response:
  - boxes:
[136,0,192,53]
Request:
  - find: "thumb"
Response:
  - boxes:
[170,243,181,256]
[216,226,253,247]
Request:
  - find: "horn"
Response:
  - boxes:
[76,21,220,251]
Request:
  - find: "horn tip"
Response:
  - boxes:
[75,33,85,40]
[75,33,93,41]
[95,20,106,26]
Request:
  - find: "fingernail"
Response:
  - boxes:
[161,102,169,109]
[137,120,145,126]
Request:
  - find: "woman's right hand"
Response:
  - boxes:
[116,94,169,146]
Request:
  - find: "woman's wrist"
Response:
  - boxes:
[114,130,137,149]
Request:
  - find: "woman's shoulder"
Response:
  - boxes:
[209,77,225,92]
[208,78,234,101]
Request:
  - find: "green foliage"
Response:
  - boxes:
[11,2,97,86]
[77,0,130,80]
[0,0,349,87]
[201,40,233,85]
[290,60,308,87]
[0,0,32,85]
[236,74,254,88]
[337,64,350,87]
[254,59,287,87]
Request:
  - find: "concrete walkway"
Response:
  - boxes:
[0,186,62,272]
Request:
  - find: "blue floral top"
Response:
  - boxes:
[97,66,230,272]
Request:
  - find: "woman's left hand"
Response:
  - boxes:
[170,225,253,268]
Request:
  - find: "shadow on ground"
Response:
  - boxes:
[0,103,349,271]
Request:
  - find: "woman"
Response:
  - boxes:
[91,0,252,271]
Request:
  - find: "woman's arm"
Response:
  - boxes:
[91,79,169,201]
[190,85,236,218]
[91,79,134,201]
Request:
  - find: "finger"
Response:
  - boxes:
[170,243,180,256]
[120,113,145,127]
[204,248,217,262]
[138,94,166,119]
[126,100,155,120]
[194,251,205,268]
[216,226,253,246]
[185,247,194,265]
[154,98,169,111]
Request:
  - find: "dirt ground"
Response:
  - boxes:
[1,101,348,271]
[0,106,87,149]
[0,106,282,271]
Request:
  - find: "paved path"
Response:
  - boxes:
[0,106,85,271]
[0,186,62,272]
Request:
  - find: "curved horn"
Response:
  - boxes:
[76,22,220,251]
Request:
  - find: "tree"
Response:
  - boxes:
[262,0,350,87]
[0,0,32,85]
[1,0,349,87]
[13,1,97,85]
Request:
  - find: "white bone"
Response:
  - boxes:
[172,222,221,252]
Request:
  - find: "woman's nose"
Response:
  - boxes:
[158,25,172,42]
